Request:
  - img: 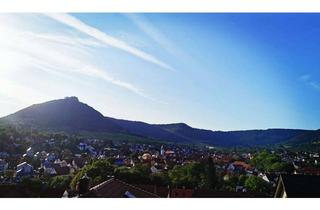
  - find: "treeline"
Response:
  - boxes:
[69,158,217,190]
[68,157,273,195]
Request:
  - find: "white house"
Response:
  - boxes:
[26,147,34,157]
[0,152,9,159]
[47,153,56,162]
[16,162,34,178]
[44,167,57,176]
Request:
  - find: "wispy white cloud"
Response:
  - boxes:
[0,14,164,104]
[299,74,311,82]
[26,32,104,49]
[125,14,192,66]
[125,14,179,56]
[310,81,320,91]
[45,13,175,71]
[299,74,320,91]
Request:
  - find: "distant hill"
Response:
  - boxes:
[286,129,320,144]
[158,123,308,146]
[0,97,316,147]
[2,97,122,132]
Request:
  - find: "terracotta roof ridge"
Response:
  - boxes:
[90,178,115,191]
[90,178,159,197]
[114,179,160,197]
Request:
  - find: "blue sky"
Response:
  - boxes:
[0,13,319,130]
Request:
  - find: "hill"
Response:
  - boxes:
[0,97,316,147]
[2,97,122,132]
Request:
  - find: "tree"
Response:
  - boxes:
[244,176,272,193]
[70,159,115,190]
[251,151,291,173]
[18,177,44,194]
[150,172,170,186]
[114,164,151,184]
[205,157,218,189]
[238,174,248,186]
[48,175,71,189]
[168,161,217,189]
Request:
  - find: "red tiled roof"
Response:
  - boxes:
[83,178,159,198]
[233,161,251,169]
[170,188,193,198]
[133,184,169,197]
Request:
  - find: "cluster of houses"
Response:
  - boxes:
[0,135,213,183]
[1,132,320,198]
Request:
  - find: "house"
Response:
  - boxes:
[82,178,159,198]
[52,164,70,175]
[26,147,34,157]
[169,187,268,198]
[299,166,320,175]
[0,152,9,159]
[274,174,320,198]
[0,159,8,173]
[0,184,65,198]
[141,153,152,162]
[33,152,40,159]
[192,189,267,198]
[226,163,235,172]
[165,150,175,157]
[114,158,125,166]
[16,162,34,178]
[160,145,165,156]
[86,145,97,156]
[44,167,57,176]
[132,184,169,197]
[46,153,57,162]
[259,173,270,182]
[150,165,161,174]
[233,161,252,170]
[226,161,252,175]
[79,142,88,150]
[169,188,193,198]
[72,157,87,169]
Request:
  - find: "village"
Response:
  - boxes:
[0,129,320,198]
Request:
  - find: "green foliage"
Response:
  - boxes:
[251,151,292,173]
[168,159,218,189]
[18,177,44,193]
[169,164,196,188]
[244,176,272,193]
[70,159,115,190]
[238,174,248,186]
[224,175,239,190]
[48,175,72,189]
[206,157,218,189]
[150,172,170,186]
[114,164,151,184]
[93,176,103,185]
